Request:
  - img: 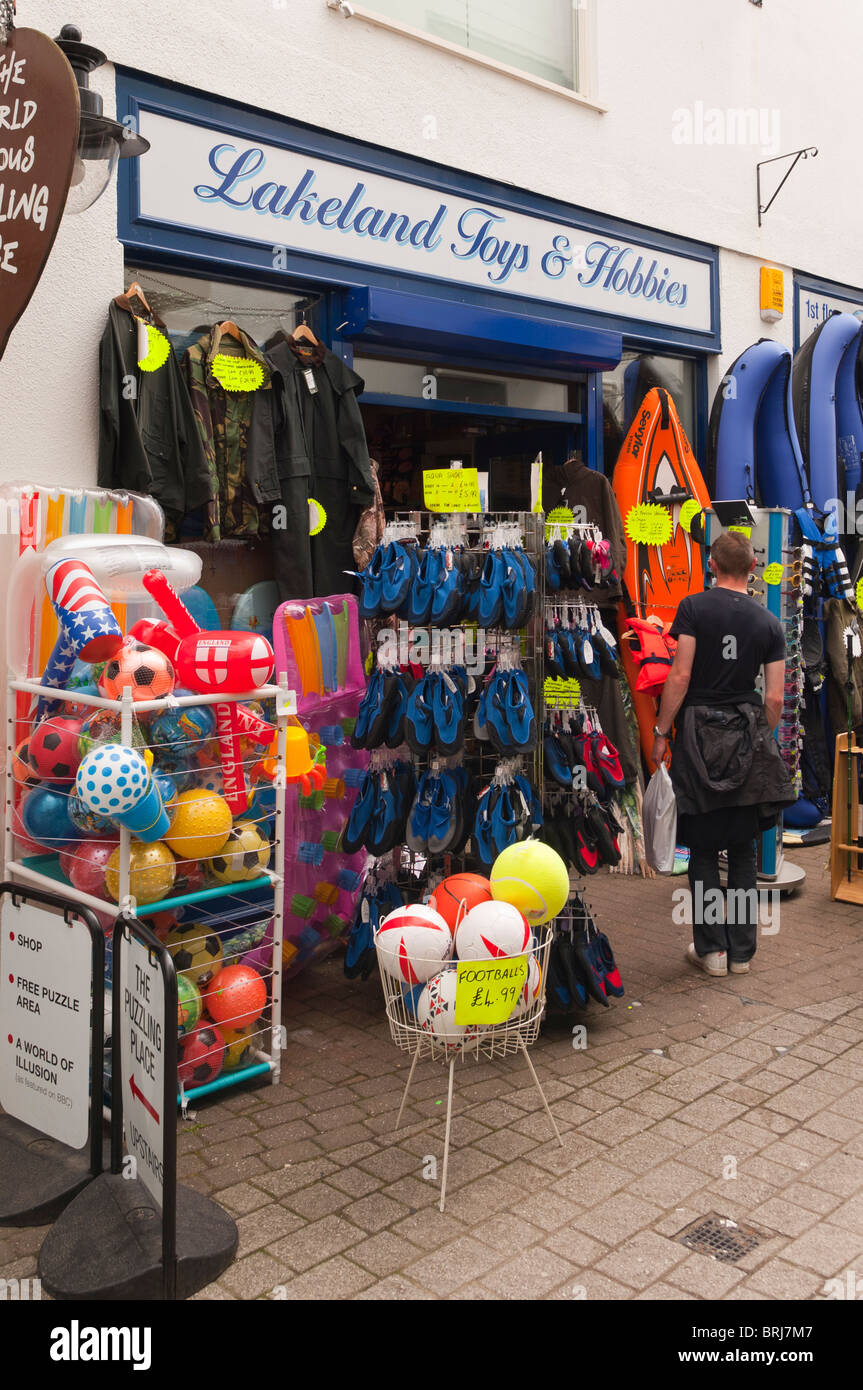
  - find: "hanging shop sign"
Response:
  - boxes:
[132,108,714,334]
[0,28,80,359]
[0,898,92,1148]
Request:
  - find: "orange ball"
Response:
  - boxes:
[429,872,493,933]
[204,964,267,1030]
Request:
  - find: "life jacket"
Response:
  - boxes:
[625,616,677,694]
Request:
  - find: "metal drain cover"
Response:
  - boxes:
[677,1213,763,1263]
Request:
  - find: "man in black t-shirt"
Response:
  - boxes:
[651,531,786,978]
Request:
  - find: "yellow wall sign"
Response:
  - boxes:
[211,354,266,393]
[727,524,752,538]
[625,503,672,547]
[545,505,574,541]
[454,956,527,1025]
[423,467,481,513]
[760,265,784,322]
[763,562,784,585]
[679,498,702,534]
[544,676,580,706]
[137,323,171,373]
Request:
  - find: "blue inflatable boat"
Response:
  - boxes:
[707,338,810,509]
[793,311,863,514]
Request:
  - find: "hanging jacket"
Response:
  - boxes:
[543,457,627,600]
[824,596,863,732]
[671,700,796,818]
[626,616,677,694]
[97,299,213,542]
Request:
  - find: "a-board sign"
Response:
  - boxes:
[454,956,527,1025]
[0,29,81,360]
[0,899,92,1148]
[119,929,166,1208]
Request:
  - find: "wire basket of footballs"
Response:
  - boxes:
[374,840,570,1063]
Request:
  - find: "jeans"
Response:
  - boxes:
[687,838,758,962]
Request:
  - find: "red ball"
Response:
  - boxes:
[173,859,206,896]
[28,715,85,782]
[429,872,493,932]
[59,838,120,897]
[204,964,267,1029]
[177,1024,225,1086]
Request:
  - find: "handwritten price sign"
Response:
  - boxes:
[625,503,672,547]
[211,354,266,393]
[454,956,527,1025]
[423,467,481,514]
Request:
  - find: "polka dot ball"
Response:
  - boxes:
[76,745,149,815]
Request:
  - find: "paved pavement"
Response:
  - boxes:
[3,848,863,1301]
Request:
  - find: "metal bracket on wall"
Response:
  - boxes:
[757,147,818,226]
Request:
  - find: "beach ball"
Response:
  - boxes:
[177,1024,225,1086]
[490,839,569,926]
[455,899,531,961]
[375,903,452,985]
[149,694,217,749]
[204,963,267,1030]
[209,820,270,883]
[164,922,223,988]
[221,1021,259,1071]
[77,708,146,758]
[28,715,85,782]
[60,838,119,898]
[429,872,493,933]
[417,970,480,1055]
[21,784,82,849]
[105,840,176,904]
[98,639,175,704]
[164,788,232,860]
[76,745,149,817]
[177,974,202,1035]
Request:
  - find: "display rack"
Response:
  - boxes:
[4,679,289,1106]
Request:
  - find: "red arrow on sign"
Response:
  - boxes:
[129,1073,160,1125]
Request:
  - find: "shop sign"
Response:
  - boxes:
[0,899,91,1148]
[136,110,714,334]
[797,284,863,347]
[119,931,165,1207]
[0,28,80,359]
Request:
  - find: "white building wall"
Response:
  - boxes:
[0,0,857,484]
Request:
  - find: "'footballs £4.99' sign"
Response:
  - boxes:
[0,28,81,359]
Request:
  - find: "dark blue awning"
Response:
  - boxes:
[341,287,622,372]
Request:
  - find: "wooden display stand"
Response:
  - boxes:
[830,732,863,903]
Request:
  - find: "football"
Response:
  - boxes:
[164,922,224,988]
[27,715,85,782]
[209,820,271,883]
[177,1024,225,1086]
[98,639,175,704]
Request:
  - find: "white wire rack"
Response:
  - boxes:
[374,923,561,1210]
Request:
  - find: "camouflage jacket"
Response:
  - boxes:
[183,324,273,542]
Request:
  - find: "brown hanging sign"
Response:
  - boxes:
[0,25,80,359]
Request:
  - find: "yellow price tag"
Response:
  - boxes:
[422,467,481,513]
[728,524,752,538]
[856,578,863,611]
[137,323,170,373]
[679,498,702,534]
[308,498,327,536]
[211,354,266,393]
[763,563,784,585]
[454,956,528,1025]
[543,676,580,706]
[544,506,574,541]
[625,503,673,547]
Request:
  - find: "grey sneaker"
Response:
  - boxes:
[686,943,727,977]
[729,959,751,974]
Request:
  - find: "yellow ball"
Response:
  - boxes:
[105,840,177,905]
[220,1020,260,1070]
[490,840,570,926]
[164,788,232,860]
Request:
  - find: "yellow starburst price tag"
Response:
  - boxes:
[679,498,702,533]
[309,498,327,536]
[625,503,673,547]
[763,563,784,585]
[211,354,266,393]
[137,323,170,373]
[544,506,574,542]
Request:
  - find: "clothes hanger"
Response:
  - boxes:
[292,322,319,345]
[217,320,243,342]
[114,280,162,326]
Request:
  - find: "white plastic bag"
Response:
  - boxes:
[642,764,678,874]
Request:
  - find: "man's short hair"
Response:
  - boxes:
[710,530,754,578]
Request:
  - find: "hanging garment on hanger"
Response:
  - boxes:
[249,337,375,599]
[98,299,213,543]
[543,457,627,602]
[182,322,273,542]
